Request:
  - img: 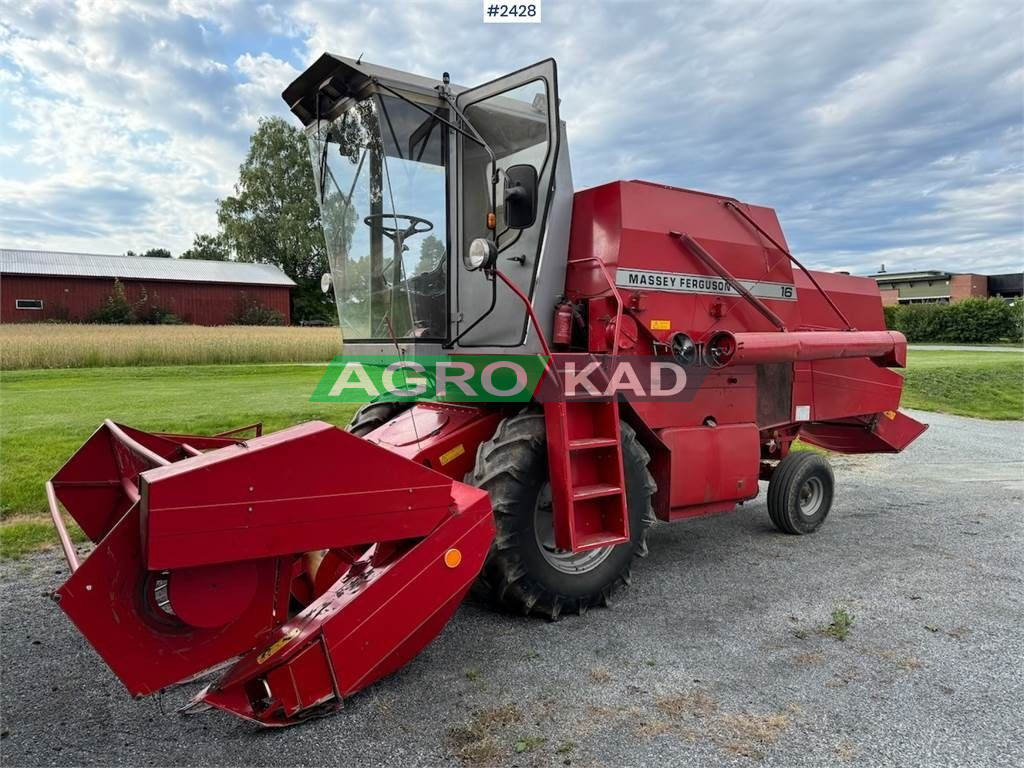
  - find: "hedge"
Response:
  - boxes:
[883,298,1023,344]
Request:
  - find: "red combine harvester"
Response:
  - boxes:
[47,56,926,726]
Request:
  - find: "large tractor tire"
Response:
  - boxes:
[345,401,411,437]
[469,409,657,620]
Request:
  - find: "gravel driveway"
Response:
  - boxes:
[2,410,1021,767]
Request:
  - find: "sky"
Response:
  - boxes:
[0,0,1021,275]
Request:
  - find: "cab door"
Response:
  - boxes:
[451,59,564,349]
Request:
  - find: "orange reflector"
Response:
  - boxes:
[486,212,496,230]
[443,548,462,569]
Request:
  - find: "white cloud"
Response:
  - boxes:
[233,52,299,131]
[0,0,1020,273]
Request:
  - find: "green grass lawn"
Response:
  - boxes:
[1,349,1020,558]
[1,364,356,558]
[901,349,1023,420]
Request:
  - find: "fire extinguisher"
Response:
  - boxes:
[552,301,574,346]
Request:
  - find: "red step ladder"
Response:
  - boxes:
[543,400,629,551]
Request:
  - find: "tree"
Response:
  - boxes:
[180,233,231,261]
[140,248,172,258]
[415,235,445,274]
[217,117,333,324]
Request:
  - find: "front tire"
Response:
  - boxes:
[470,410,656,620]
[767,451,834,534]
[345,401,410,437]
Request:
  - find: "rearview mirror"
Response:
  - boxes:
[503,164,538,229]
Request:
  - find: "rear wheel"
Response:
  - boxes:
[470,410,656,620]
[767,451,834,534]
[346,401,410,437]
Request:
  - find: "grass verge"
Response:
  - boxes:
[901,349,1023,420]
[0,517,88,560]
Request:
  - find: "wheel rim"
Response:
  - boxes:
[798,476,824,517]
[533,483,615,574]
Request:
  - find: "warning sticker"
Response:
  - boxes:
[615,268,797,301]
[649,319,671,330]
[257,627,300,664]
[439,444,466,466]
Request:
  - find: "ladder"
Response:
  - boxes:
[543,399,630,551]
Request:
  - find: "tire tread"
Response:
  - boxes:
[470,410,656,620]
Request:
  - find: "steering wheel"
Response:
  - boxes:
[363,213,433,243]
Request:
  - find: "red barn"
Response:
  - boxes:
[0,249,295,325]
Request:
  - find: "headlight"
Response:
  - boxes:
[320,272,332,293]
[465,238,497,271]
[670,332,696,365]
[707,331,736,367]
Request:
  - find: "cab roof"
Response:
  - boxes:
[282,53,465,126]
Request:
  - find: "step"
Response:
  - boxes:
[574,531,630,550]
[568,437,619,451]
[572,483,623,502]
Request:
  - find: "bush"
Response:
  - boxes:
[1011,300,1024,342]
[896,303,953,341]
[86,281,181,325]
[233,298,285,326]
[884,298,1021,344]
[87,279,134,324]
[882,305,899,330]
[136,304,182,325]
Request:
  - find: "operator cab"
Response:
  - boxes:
[283,55,574,355]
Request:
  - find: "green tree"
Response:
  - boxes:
[217,117,333,324]
[415,234,445,274]
[180,233,231,261]
[141,248,172,258]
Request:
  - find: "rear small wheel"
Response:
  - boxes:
[345,401,410,437]
[767,451,834,535]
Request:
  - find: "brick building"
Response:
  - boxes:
[1,249,295,324]
[870,269,1023,306]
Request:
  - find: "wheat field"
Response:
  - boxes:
[0,324,342,369]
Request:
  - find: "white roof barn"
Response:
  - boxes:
[0,249,295,287]
[1,249,296,325]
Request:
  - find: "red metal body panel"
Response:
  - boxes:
[0,275,291,325]
[202,483,493,726]
[142,422,455,570]
[806,359,906,422]
[800,410,928,454]
[659,423,760,513]
[57,513,291,696]
[564,180,926,520]
[568,181,803,343]
[363,402,504,479]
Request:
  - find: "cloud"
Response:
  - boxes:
[0,0,1020,274]
[234,52,299,131]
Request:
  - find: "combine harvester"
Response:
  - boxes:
[47,56,926,726]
